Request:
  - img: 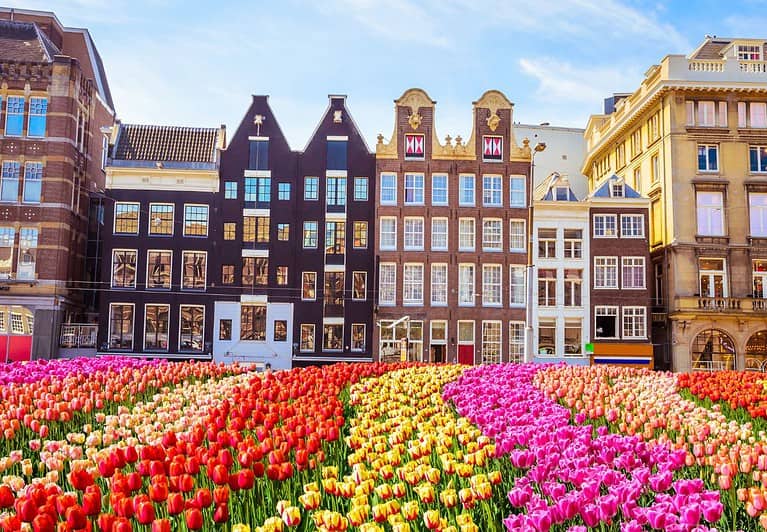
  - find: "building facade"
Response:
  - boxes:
[373,89,533,364]
[213,95,375,369]
[583,36,767,371]
[0,9,114,361]
[97,124,225,359]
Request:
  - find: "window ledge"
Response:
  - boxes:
[695,235,729,245]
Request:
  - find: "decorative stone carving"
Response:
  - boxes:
[333,110,343,123]
[408,112,422,130]
[487,111,501,132]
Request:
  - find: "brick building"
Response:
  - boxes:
[0,9,114,360]
[373,89,533,364]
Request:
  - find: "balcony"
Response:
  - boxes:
[674,296,767,314]
[59,324,98,348]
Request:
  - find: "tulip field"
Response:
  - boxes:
[6,359,767,530]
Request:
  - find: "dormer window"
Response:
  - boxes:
[738,44,762,61]
[554,187,569,201]
[405,134,424,159]
[483,136,503,162]
[611,182,625,198]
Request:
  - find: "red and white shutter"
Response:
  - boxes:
[405,134,424,157]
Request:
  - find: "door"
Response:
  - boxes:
[458,345,474,365]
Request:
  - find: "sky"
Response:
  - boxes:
[7,0,767,148]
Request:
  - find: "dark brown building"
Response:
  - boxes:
[374,89,534,364]
[587,175,653,366]
[0,8,115,361]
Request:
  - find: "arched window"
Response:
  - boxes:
[691,329,735,371]
[746,331,767,371]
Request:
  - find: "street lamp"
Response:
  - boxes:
[524,141,547,363]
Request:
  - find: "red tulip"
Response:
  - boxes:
[252,462,265,477]
[178,474,195,493]
[151,519,170,532]
[117,497,134,519]
[210,464,229,485]
[83,491,102,516]
[135,501,155,525]
[98,459,115,478]
[126,472,142,492]
[213,486,229,505]
[237,469,255,490]
[96,513,115,532]
[0,486,14,508]
[167,493,184,516]
[32,514,55,532]
[185,508,203,531]
[113,517,132,532]
[65,506,87,530]
[213,503,229,524]
[17,498,37,522]
[194,488,212,509]
[56,493,77,516]
[148,483,168,503]
[124,446,138,464]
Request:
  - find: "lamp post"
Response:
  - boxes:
[524,141,547,363]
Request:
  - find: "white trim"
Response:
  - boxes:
[299,323,315,353]
[594,256,619,289]
[240,294,267,303]
[509,174,527,208]
[107,302,134,350]
[431,173,449,206]
[458,174,476,206]
[430,320,448,346]
[244,170,271,178]
[248,136,270,141]
[593,214,618,238]
[621,306,647,339]
[352,271,367,300]
[327,135,349,141]
[325,264,345,273]
[242,249,269,258]
[302,272,317,301]
[326,170,348,178]
[148,203,175,236]
[110,248,137,289]
[380,173,397,205]
[181,250,208,290]
[179,304,206,353]
[145,249,172,290]
[594,305,620,340]
[182,203,209,238]
[143,303,170,352]
[351,323,366,352]
[323,317,345,325]
[243,208,270,217]
[326,211,347,221]
[113,202,140,235]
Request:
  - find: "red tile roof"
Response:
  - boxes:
[114,124,221,163]
[0,20,59,62]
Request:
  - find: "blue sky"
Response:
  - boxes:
[8,0,767,147]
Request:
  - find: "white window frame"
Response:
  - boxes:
[750,192,767,237]
[404,173,425,205]
[739,102,767,128]
[594,256,618,289]
[378,263,397,306]
[183,204,209,237]
[458,263,475,307]
[148,203,175,236]
[538,228,557,259]
[458,218,475,251]
[699,258,728,298]
[353,177,368,201]
[620,214,645,238]
[303,221,318,248]
[509,265,526,307]
[482,175,502,207]
[143,303,171,352]
[459,174,475,206]
[621,257,646,289]
[431,217,448,251]
[300,324,315,352]
[509,175,526,207]
[380,173,397,205]
[114,202,140,235]
[482,218,503,251]
[430,263,448,306]
[696,191,725,236]
[379,217,397,250]
[564,269,582,307]
[594,306,619,339]
[622,307,647,339]
[750,146,767,173]
[509,220,526,252]
[593,214,617,238]
[181,250,208,290]
[508,321,524,363]
[351,323,366,352]
[481,321,502,364]
[108,302,135,350]
[431,174,448,205]
[111,249,138,289]
[146,249,172,290]
[304,176,319,201]
[697,144,719,172]
[563,229,582,259]
[403,217,424,250]
[482,264,502,307]
[352,271,367,301]
[302,271,317,301]
[403,263,424,305]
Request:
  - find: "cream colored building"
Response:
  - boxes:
[582,37,767,372]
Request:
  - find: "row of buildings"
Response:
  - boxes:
[0,8,765,372]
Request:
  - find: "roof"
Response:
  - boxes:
[0,19,59,62]
[113,124,222,164]
[590,175,643,199]
[534,172,580,201]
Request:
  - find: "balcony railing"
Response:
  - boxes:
[59,324,98,348]
[675,296,767,313]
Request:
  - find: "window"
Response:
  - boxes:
[224,181,237,199]
[593,214,617,238]
[754,260,767,298]
[595,306,618,338]
[751,193,767,236]
[631,129,642,158]
[327,177,346,207]
[351,324,365,351]
[182,251,207,290]
[115,203,140,234]
[403,264,424,305]
[22,162,42,203]
[300,324,315,352]
[651,199,663,244]
[277,223,290,241]
[458,264,475,306]
[379,263,396,305]
[111,250,137,288]
[481,321,502,364]
[594,257,618,289]
[482,136,503,162]
[353,221,367,248]
[509,322,524,363]
[404,173,424,205]
[0,228,14,279]
[509,220,525,252]
[621,215,645,238]
[458,321,475,352]
[509,176,526,207]
[221,265,234,285]
[248,140,269,170]
[648,112,660,142]
[242,257,268,287]
[622,307,646,338]
[563,229,582,258]
[459,175,475,206]
[380,217,397,250]
[5,97,24,136]
[219,319,232,341]
[697,145,719,172]
[738,44,762,60]
[223,223,236,240]
[405,134,425,159]
[432,174,448,205]
[699,258,727,297]
[27,97,48,137]
[144,305,169,351]
[564,320,582,355]
[622,257,646,289]
[353,271,367,300]
[651,154,660,183]
[751,146,767,172]
[483,175,502,206]
[323,324,344,351]
[277,182,290,201]
[276,266,288,285]
[739,102,767,128]
[482,264,502,306]
[554,187,570,201]
[273,320,287,342]
[482,219,502,251]
[149,204,174,235]
[183,205,209,237]
[325,221,345,255]
[431,263,448,306]
[1,162,20,202]
[302,272,316,300]
[147,251,171,289]
[354,177,368,201]
[611,182,625,197]
[564,269,582,307]
[178,305,205,353]
[654,262,664,306]
[244,177,271,203]
[109,304,134,349]
[696,191,724,236]
[538,229,556,258]
[404,217,424,250]
[17,228,37,281]
[633,167,642,193]
[303,221,318,248]
[510,266,525,306]
[327,140,347,170]
[458,218,475,251]
[240,305,266,341]
[304,177,319,200]
[686,100,727,127]
[431,218,448,250]
[615,143,626,169]
[380,173,397,204]
[243,216,269,243]
[538,319,556,356]
[538,268,556,306]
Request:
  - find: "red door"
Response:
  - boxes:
[458,345,474,365]
[0,334,32,362]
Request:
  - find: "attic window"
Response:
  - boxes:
[737,44,762,61]
[611,183,625,198]
[554,187,569,201]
